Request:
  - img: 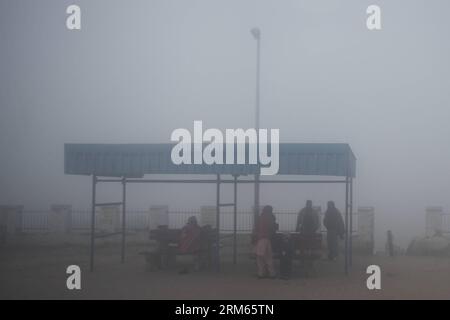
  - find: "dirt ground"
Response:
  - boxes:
[1,236,450,300]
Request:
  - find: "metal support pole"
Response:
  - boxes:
[252,28,261,231]
[254,174,260,228]
[344,175,349,275]
[121,177,126,263]
[255,33,260,132]
[349,178,353,266]
[90,174,97,272]
[215,174,221,271]
[233,175,238,265]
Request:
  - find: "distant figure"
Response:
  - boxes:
[178,216,202,273]
[323,201,345,260]
[386,230,394,257]
[296,200,320,235]
[253,205,277,279]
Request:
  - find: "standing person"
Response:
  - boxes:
[252,205,277,279]
[323,201,345,261]
[296,200,320,235]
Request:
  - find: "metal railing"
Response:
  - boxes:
[20,209,357,234]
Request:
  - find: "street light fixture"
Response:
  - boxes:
[250,27,260,40]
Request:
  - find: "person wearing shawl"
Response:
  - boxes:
[179,216,201,254]
[253,205,278,279]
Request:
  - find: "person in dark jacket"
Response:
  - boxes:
[323,201,345,260]
[296,200,320,235]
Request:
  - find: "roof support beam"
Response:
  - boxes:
[96,178,348,184]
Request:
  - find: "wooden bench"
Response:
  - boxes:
[288,233,322,276]
[251,232,323,277]
[251,233,322,257]
[140,226,217,271]
[289,232,322,259]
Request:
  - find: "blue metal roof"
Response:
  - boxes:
[64,143,356,178]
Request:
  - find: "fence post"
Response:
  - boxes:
[426,207,443,237]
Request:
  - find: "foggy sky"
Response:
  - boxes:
[1,0,450,249]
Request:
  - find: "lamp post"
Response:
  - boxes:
[251,27,261,226]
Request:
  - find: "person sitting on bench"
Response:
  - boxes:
[178,216,202,273]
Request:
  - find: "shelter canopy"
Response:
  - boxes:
[64,143,356,178]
